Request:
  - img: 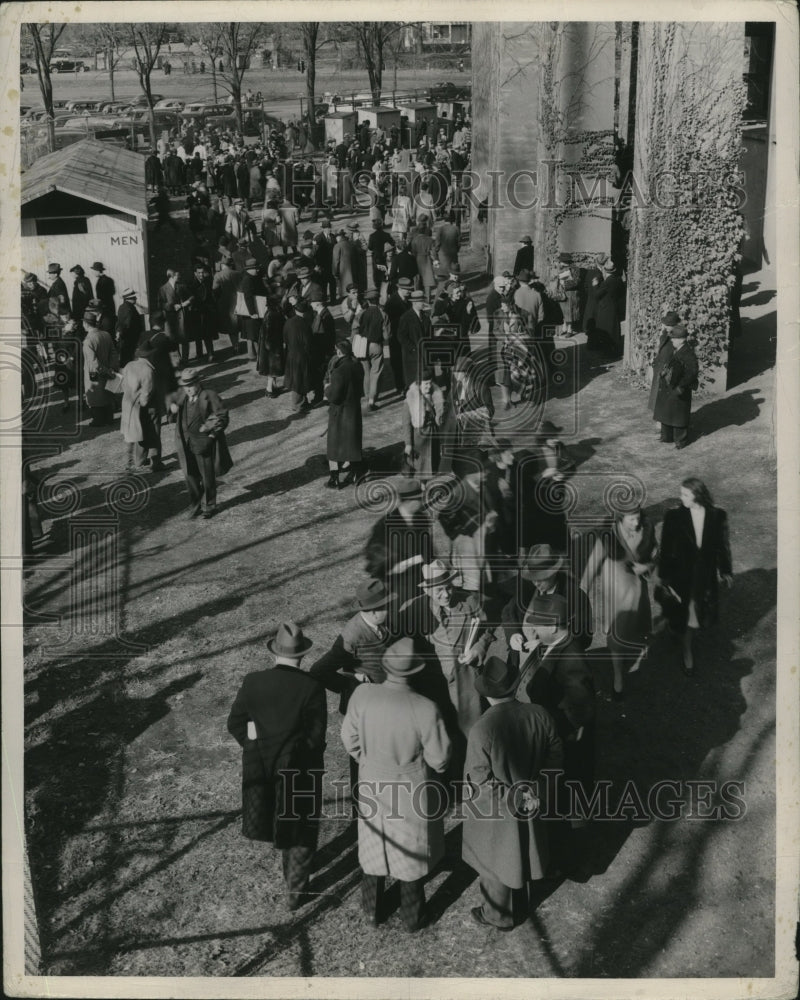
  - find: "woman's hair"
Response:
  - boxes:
[681,476,714,508]
[614,505,646,526]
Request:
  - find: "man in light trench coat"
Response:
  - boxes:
[341,637,451,931]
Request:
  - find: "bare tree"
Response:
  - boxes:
[24,22,67,152]
[128,22,168,149]
[193,23,224,102]
[349,22,408,104]
[216,23,265,131]
[85,24,126,101]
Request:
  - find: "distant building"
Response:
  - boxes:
[403,22,472,51]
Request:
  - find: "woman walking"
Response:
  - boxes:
[256,292,285,398]
[580,507,658,699]
[402,367,446,477]
[324,340,363,489]
[658,477,733,676]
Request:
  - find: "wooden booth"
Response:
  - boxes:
[398,102,438,147]
[21,139,150,311]
[356,106,402,136]
[324,111,358,147]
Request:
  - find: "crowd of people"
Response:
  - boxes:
[22,110,725,935]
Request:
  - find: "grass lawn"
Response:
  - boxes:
[22,218,776,980]
[21,61,468,119]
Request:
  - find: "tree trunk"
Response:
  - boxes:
[306,67,316,148]
[108,47,116,101]
[210,57,218,101]
[232,85,243,132]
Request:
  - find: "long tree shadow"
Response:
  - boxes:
[218,454,329,512]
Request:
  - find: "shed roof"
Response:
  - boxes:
[21,139,147,220]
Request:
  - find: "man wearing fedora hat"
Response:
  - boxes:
[47,263,70,315]
[593,259,626,357]
[649,312,699,449]
[227,622,326,911]
[403,559,493,735]
[397,290,432,387]
[116,288,144,367]
[358,288,389,411]
[364,477,434,636]
[501,544,593,656]
[462,656,564,929]
[513,236,534,280]
[82,306,119,427]
[513,269,543,336]
[341,636,452,930]
[512,592,596,869]
[91,262,117,328]
[173,368,233,518]
[120,339,165,472]
[236,258,266,361]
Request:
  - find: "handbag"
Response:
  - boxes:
[351,333,368,359]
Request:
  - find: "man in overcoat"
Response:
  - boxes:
[364,477,434,637]
[593,260,625,356]
[462,657,564,929]
[172,368,233,519]
[397,290,431,387]
[185,264,218,364]
[308,291,336,405]
[358,288,389,410]
[341,637,451,931]
[649,315,699,449]
[91,262,117,328]
[237,258,266,362]
[212,251,241,353]
[82,306,119,427]
[402,559,493,737]
[512,235,535,278]
[46,263,70,314]
[384,276,412,396]
[511,592,596,873]
[227,622,326,911]
[158,269,192,350]
[313,220,337,303]
[116,288,144,367]
[323,339,363,488]
[120,343,163,471]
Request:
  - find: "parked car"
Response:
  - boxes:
[129,94,164,107]
[65,99,102,113]
[154,98,185,111]
[51,58,89,73]
[429,81,471,102]
[98,101,131,114]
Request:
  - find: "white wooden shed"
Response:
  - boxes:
[21,139,150,310]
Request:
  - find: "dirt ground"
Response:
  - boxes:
[21,203,777,981]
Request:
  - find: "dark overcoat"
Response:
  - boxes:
[283,313,313,394]
[658,505,732,630]
[593,273,625,352]
[325,354,363,463]
[227,665,326,845]
[462,701,564,887]
[397,308,430,386]
[257,305,285,377]
[649,333,699,427]
[175,388,234,480]
[71,275,94,322]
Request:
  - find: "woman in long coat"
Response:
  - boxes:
[120,350,162,470]
[402,369,445,477]
[593,261,626,356]
[580,507,658,699]
[282,302,313,411]
[658,476,733,675]
[341,637,452,930]
[257,294,285,397]
[332,233,356,300]
[324,340,363,489]
[410,220,436,300]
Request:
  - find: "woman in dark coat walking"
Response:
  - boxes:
[658,476,733,676]
[649,316,699,449]
[593,260,625,356]
[283,301,313,412]
[257,293,285,397]
[324,340,364,489]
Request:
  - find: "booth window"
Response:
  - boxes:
[36,217,89,236]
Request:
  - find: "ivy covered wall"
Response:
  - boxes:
[625,22,746,388]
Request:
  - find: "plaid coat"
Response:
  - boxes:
[341,677,451,880]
